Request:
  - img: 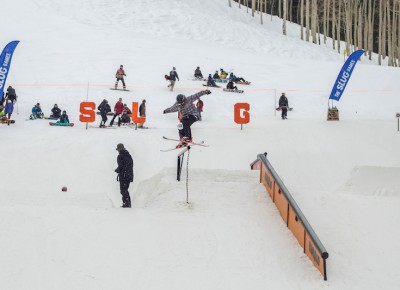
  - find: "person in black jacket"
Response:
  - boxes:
[98,99,111,127]
[115,143,134,208]
[278,92,289,120]
[5,86,17,104]
[194,66,203,79]
[168,67,179,91]
[227,80,237,90]
[138,99,146,128]
[50,104,62,118]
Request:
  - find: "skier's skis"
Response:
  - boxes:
[160,141,206,152]
[162,136,208,146]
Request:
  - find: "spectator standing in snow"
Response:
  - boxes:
[115,65,126,90]
[168,67,179,91]
[98,99,111,128]
[110,97,124,126]
[196,98,204,121]
[138,99,146,128]
[115,143,134,208]
[4,99,14,119]
[6,86,17,104]
[278,92,289,120]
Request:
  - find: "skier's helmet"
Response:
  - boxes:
[176,94,186,104]
[62,110,66,115]
[54,104,58,108]
[173,67,176,70]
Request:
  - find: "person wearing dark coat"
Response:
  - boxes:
[98,99,111,127]
[138,99,146,128]
[227,80,237,90]
[50,104,62,118]
[194,67,203,79]
[59,110,70,124]
[213,71,220,79]
[115,143,134,208]
[6,86,17,103]
[278,92,289,120]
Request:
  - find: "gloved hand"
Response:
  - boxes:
[115,169,118,173]
[163,110,166,114]
[204,90,211,95]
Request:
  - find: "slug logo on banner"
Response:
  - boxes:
[0,41,20,102]
[329,49,364,101]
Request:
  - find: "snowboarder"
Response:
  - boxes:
[220,68,228,79]
[98,99,111,127]
[115,143,134,208]
[115,65,126,90]
[163,90,211,148]
[50,104,62,118]
[194,66,203,79]
[227,80,238,90]
[109,98,124,126]
[138,99,146,128]
[229,72,246,83]
[206,74,217,87]
[120,104,132,124]
[168,67,179,91]
[5,86,17,104]
[4,99,14,119]
[30,103,44,119]
[59,110,70,124]
[196,98,204,121]
[278,92,289,120]
[213,71,220,79]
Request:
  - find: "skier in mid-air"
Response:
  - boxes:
[163,90,211,148]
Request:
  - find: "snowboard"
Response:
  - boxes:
[202,84,220,88]
[223,88,244,93]
[0,119,15,124]
[236,81,251,85]
[110,88,131,92]
[88,125,116,129]
[49,122,74,127]
[276,106,293,111]
[96,112,114,116]
[44,116,59,120]
[215,79,228,83]
[193,77,205,81]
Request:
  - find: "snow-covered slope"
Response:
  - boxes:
[1,0,400,289]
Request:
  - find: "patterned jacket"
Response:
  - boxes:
[164,91,208,118]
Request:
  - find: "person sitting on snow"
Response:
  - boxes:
[220,68,228,79]
[0,105,5,119]
[59,110,70,124]
[213,71,220,79]
[229,72,246,83]
[207,74,217,87]
[194,67,203,79]
[50,104,62,118]
[31,103,44,119]
[227,80,238,90]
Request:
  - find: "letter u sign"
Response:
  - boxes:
[234,103,250,124]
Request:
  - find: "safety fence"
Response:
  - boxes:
[251,153,329,280]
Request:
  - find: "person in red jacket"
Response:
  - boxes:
[196,98,204,121]
[110,98,124,126]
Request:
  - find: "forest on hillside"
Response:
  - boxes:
[230,0,400,66]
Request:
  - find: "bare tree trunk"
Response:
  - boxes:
[378,0,383,64]
[387,0,393,66]
[311,0,317,43]
[382,0,387,60]
[252,0,256,17]
[279,0,282,18]
[323,0,327,44]
[337,0,341,54]
[228,0,232,8]
[306,0,310,42]
[332,0,336,49]
[300,0,304,40]
[283,0,287,35]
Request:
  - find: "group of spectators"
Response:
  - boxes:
[0,86,17,121]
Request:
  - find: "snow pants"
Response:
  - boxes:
[179,114,198,140]
[119,181,131,207]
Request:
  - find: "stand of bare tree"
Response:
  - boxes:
[230,0,400,67]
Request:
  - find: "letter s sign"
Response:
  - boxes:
[234,103,250,124]
[79,102,96,123]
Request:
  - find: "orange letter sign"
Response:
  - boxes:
[79,102,96,123]
[234,103,250,124]
[131,102,146,124]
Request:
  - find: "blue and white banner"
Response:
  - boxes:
[329,49,364,101]
[0,40,20,102]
